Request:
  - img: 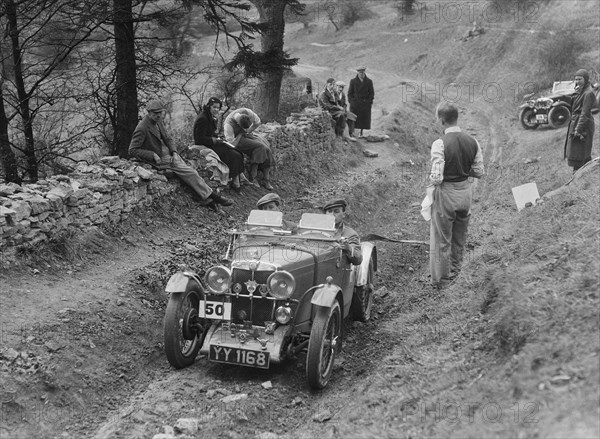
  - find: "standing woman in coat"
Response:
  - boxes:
[565,69,596,172]
[348,66,375,136]
[193,97,245,190]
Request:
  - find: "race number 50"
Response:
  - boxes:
[199,300,232,319]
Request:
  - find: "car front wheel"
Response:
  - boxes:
[163,279,205,368]
[548,106,570,129]
[306,301,341,390]
[519,107,539,130]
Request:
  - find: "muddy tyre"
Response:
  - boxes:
[351,259,374,322]
[306,301,341,390]
[519,107,538,130]
[548,106,570,129]
[164,279,204,368]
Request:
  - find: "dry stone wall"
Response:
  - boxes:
[0,108,335,265]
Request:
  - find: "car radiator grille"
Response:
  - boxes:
[231,269,274,325]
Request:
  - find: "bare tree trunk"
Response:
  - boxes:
[250,0,286,121]
[113,0,138,158]
[6,0,38,182]
[0,87,22,184]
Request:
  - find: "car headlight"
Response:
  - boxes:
[267,271,295,299]
[204,266,231,294]
[275,306,292,324]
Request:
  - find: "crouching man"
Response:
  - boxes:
[129,99,233,211]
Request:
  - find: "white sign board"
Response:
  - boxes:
[511,182,540,211]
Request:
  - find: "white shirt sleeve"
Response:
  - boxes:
[429,138,445,185]
[470,139,485,178]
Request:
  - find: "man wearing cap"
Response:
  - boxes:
[348,66,374,136]
[565,68,596,172]
[129,99,233,210]
[323,199,362,266]
[428,101,484,288]
[256,193,297,233]
[335,80,357,138]
[319,78,347,138]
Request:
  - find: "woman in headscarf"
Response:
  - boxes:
[193,97,246,190]
[565,69,596,172]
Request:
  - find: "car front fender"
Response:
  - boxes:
[551,100,570,108]
[518,103,532,109]
[311,283,342,309]
[354,242,377,287]
[165,271,204,294]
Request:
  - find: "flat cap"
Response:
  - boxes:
[322,199,347,211]
[146,99,165,112]
[574,69,589,81]
[356,66,366,72]
[256,193,281,209]
[335,80,346,86]
[326,77,336,84]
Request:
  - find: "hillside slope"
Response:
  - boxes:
[283,0,599,437]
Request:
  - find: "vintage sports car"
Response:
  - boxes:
[519,81,600,130]
[163,210,377,389]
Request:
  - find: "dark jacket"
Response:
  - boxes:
[348,75,374,129]
[193,109,218,147]
[128,115,175,162]
[319,88,343,115]
[566,83,596,165]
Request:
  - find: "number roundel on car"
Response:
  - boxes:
[204,266,231,294]
[267,271,296,299]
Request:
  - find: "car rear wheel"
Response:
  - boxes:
[306,301,341,390]
[548,106,570,129]
[164,279,206,368]
[519,107,539,129]
[351,259,374,322]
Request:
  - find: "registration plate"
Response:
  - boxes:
[536,114,547,122]
[209,345,270,369]
[199,300,232,320]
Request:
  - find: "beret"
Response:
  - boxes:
[574,69,589,81]
[146,99,165,112]
[322,199,347,211]
[326,77,336,84]
[256,193,281,209]
[335,81,346,86]
[356,66,366,71]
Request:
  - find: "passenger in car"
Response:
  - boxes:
[256,193,298,233]
[322,199,363,265]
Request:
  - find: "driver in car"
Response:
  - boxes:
[256,193,298,233]
[322,199,363,266]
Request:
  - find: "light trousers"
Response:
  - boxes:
[429,180,472,283]
[160,146,212,199]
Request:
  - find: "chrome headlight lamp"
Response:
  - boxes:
[204,266,231,294]
[267,271,296,299]
[275,306,292,324]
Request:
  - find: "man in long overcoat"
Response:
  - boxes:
[565,69,596,171]
[348,66,375,136]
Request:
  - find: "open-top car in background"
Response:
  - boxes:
[163,210,377,389]
[519,81,600,130]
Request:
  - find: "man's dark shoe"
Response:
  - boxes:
[213,194,233,206]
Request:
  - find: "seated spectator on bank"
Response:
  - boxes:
[223,108,274,190]
[319,78,347,138]
[193,97,245,191]
[129,99,233,211]
[335,80,357,140]
[256,192,297,233]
